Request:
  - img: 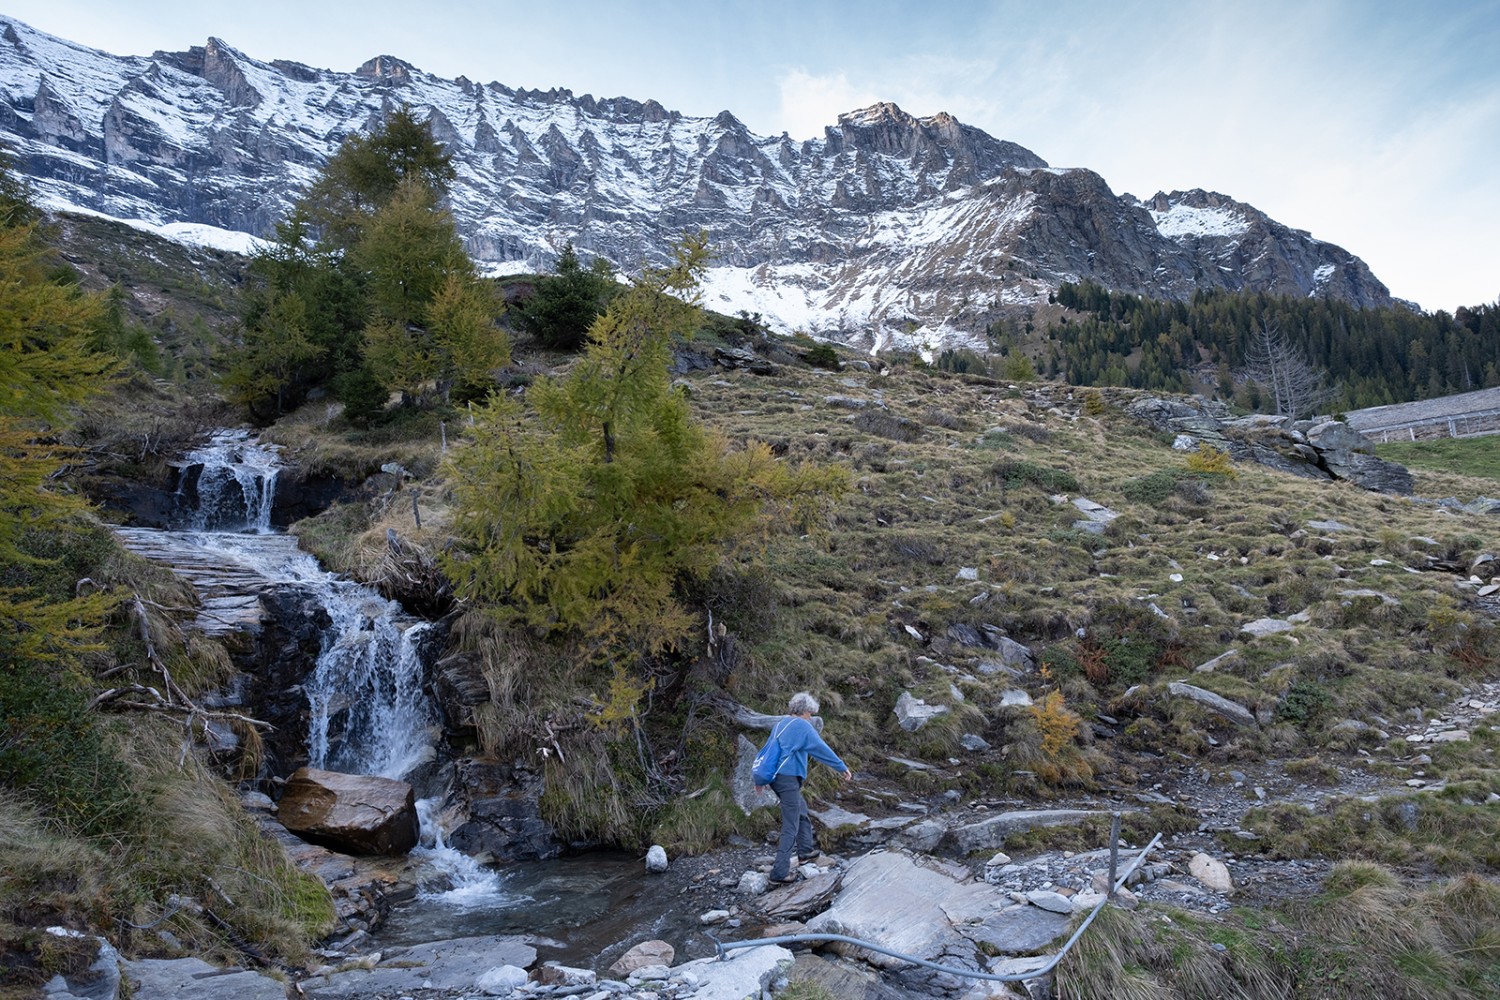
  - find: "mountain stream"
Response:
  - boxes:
[112,430,710,967]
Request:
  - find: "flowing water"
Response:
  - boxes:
[118,430,707,959]
[116,430,498,903]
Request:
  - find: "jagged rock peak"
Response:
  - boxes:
[201,37,261,108]
[357,55,417,82]
[0,12,1403,350]
[838,101,919,128]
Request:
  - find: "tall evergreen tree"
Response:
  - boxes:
[513,242,618,350]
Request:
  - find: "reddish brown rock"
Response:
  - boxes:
[277,767,418,855]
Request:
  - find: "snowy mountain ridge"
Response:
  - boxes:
[0,15,1399,351]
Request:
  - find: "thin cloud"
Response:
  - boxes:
[775,70,881,139]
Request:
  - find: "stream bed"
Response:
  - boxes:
[116,429,719,971]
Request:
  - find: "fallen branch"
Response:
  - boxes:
[705,693,823,732]
[90,684,273,731]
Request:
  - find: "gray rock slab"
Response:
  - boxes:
[805,851,1007,970]
[759,872,842,922]
[812,805,871,829]
[732,735,778,814]
[950,810,1105,855]
[1167,682,1258,728]
[1024,890,1075,914]
[1240,617,1294,637]
[46,936,120,1000]
[671,945,794,1000]
[1193,649,1242,673]
[301,936,535,998]
[120,958,286,1000]
[958,905,1072,955]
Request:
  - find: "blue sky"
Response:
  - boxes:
[6,0,1498,312]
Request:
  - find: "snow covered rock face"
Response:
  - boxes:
[0,15,1397,352]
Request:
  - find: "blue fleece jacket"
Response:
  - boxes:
[768,716,848,780]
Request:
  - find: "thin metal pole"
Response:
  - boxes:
[1107,812,1121,896]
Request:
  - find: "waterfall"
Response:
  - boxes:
[137,429,441,783]
[181,428,280,532]
[121,428,499,906]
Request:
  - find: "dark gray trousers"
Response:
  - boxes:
[770,773,814,879]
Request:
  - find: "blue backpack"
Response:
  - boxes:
[752,717,793,784]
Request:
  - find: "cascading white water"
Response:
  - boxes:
[181,428,281,533]
[123,429,501,905]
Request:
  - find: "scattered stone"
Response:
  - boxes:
[1071,890,1108,912]
[277,767,419,855]
[534,964,597,988]
[1167,682,1257,728]
[608,940,674,977]
[1025,890,1075,914]
[476,964,530,996]
[986,852,1013,867]
[960,733,992,752]
[956,566,980,581]
[999,688,1033,708]
[629,964,671,982]
[699,909,731,925]
[1240,618,1294,637]
[1429,730,1471,743]
[1188,853,1234,893]
[888,692,948,731]
[1307,519,1355,532]
[737,870,770,895]
[645,845,669,873]
[1194,649,1242,673]
[759,872,842,922]
[1072,497,1120,524]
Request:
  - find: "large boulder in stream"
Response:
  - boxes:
[278,767,419,855]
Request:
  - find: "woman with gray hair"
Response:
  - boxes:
[753,691,853,882]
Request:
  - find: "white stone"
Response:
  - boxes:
[476,964,530,996]
[1240,617,1294,637]
[986,852,1013,867]
[999,689,1033,708]
[894,691,950,732]
[699,909,731,925]
[1071,890,1108,912]
[629,963,672,982]
[737,871,770,895]
[1025,890,1075,914]
[1188,853,1233,893]
[645,845,669,873]
[668,946,794,1000]
[1169,573,1183,582]
[956,566,980,581]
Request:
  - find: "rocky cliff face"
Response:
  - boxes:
[0,15,1399,350]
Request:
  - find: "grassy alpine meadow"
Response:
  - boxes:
[1377,435,1500,483]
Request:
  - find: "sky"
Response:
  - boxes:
[5,0,1498,313]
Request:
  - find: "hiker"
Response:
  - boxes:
[753,691,853,883]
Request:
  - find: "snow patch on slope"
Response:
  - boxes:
[40,196,270,254]
[1151,203,1250,239]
